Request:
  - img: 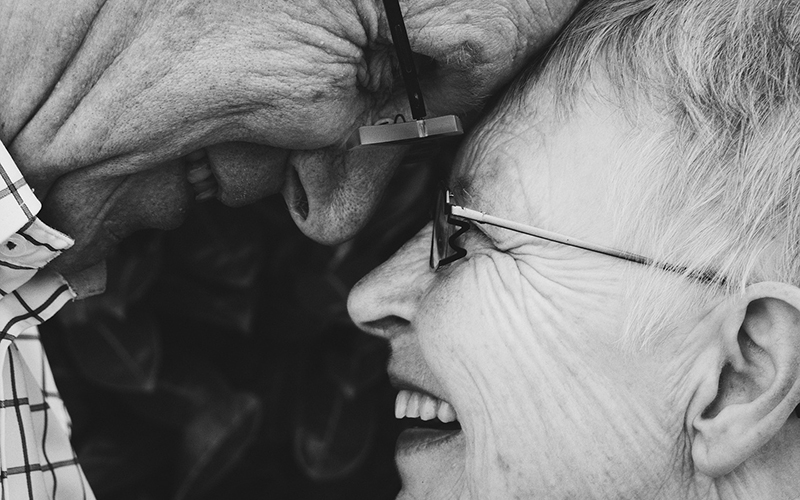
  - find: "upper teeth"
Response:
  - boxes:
[185,149,218,201]
[395,389,458,423]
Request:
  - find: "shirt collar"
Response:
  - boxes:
[0,139,104,299]
[0,140,48,244]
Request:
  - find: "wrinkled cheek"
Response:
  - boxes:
[448,324,669,498]
[455,348,555,497]
[416,263,596,496]
[417,299,538,492]
[42,162,192,273]
[417,257,675,497]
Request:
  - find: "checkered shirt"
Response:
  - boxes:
[0,140,95,499]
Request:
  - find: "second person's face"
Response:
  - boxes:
[349,86,703,499]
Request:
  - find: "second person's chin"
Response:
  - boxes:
[396,429,468,500]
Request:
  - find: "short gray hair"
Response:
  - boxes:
[523,0,800,348]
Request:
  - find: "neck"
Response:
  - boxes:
[713,418,800,500]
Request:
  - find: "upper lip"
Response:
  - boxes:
[387,367,453,407]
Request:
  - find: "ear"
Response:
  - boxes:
[688,282,800,477]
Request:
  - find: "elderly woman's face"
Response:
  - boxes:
[349,91,699,498]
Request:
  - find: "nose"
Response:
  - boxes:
[284,145,408,245]
[347,224,435,339]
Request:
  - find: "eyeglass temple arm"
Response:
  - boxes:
[450,204,722,284]
[449,205,654,265]
[383,0,426,120]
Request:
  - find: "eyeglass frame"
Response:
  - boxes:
[430,188,722,285]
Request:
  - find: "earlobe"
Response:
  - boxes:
[689,282,800,478]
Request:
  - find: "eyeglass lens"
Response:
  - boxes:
[430,189,456,270]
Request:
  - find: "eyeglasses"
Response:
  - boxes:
[430,188,721,284]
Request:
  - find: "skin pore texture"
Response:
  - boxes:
[348,78,800,499]
[0,0,579,275]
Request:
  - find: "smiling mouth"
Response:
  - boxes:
[395,389,462,453]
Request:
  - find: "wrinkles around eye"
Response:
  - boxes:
[457,220,580,279]
[457,224,555,278]
[463,230,579,283]
[455,224,495,258]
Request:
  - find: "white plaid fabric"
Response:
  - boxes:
[0,140,95,499]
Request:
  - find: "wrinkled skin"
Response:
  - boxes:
[348,84,682,498]
[347,75,693,497]
[0,0,579,274]
[347,77,800,498]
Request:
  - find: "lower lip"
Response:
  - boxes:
[396,428,462,455]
